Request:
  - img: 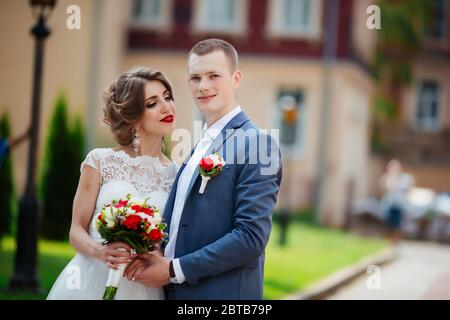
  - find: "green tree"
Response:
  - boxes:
[40,94,85,240]
[0,112,16,239]
[67,114,85,199]
[371,0,432,153]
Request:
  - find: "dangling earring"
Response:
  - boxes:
[132,128,141,156]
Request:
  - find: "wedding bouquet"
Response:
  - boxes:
[95,194,167,300]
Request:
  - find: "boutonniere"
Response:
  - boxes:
[198,153,225,194]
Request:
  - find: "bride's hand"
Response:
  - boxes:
[94,241,134,269]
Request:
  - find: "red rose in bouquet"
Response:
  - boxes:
[149,229,163,241]
[123,215,141,230]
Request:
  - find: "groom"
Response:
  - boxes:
[125,39,282,299]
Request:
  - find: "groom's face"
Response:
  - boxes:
[188,50,241,119]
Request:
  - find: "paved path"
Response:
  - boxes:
[327,241,450,300]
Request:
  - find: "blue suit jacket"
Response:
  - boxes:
[163,111,282,300]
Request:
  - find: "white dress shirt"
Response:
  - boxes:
[164,106,242,284]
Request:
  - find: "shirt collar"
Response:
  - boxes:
[202,105,242,141]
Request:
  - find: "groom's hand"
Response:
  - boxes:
[132,252,171,288]
[124,250,164,281]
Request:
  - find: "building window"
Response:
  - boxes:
[276,89,306,157]
[283,0,312,32]
[416,81,441,132]
[425,0,446,39]
[267,0,322,39]
[131,0,173,31]
[192,0,248,34]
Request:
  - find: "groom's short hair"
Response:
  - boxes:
[189,38,239,73]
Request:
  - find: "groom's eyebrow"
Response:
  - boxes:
[189,71,220,77]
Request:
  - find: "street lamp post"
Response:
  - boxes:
[9,0,56,292]
[313,0,340,224]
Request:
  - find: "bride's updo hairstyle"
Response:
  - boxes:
[103,67,174,146]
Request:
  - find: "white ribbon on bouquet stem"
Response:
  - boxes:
[105,248,129,289]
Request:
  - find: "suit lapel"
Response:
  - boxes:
[183,111,250,201]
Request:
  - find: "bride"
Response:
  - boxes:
[47,67,178,299]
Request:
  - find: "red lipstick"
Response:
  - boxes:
[160,115,174,123]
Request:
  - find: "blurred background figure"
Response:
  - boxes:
[0,128,29,169]
[380,159,415,244]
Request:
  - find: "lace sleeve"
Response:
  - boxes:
[80,149,104,172]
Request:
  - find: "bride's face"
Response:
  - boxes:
[138,80,176,136]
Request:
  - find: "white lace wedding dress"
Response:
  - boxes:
[47,148,179,300]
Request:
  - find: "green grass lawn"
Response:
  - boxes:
[264,223,387,299]
[0,237,75,300]
[0,222,387,300]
